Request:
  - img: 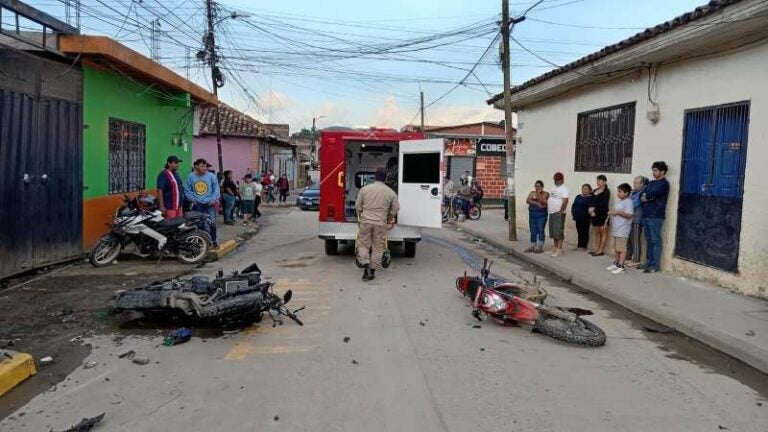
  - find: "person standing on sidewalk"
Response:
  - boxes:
[156,155,184,218]
[606,183,634,274]
[277,173,291,205]
[356,168,399,281]
[547,172,570,257]
[625,176,649,267]
[525,180,549,254]
[239,174,258,225]
[588,175,610,257]
[571,183,593,251]
[185,158,220,248]
[221,170,238,225]
[640,161,670,274]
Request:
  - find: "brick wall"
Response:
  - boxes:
[475,156,505,199]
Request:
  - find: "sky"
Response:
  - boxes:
[18,0,707,131]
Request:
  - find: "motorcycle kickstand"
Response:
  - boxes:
[267,311,283,327]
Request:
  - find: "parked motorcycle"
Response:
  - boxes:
[114,263,304,325]
[88,193,212,267]
[455,259,606,346]
[442,196,481,222]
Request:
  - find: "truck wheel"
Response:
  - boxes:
[325,239,339,256]
[404,242,416,258]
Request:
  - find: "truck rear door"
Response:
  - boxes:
[398,138,444,228]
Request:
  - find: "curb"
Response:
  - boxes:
[210,240,239,260]
[0,351,37,397]
[456,224,768,375]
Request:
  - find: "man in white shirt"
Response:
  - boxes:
[547,172,570,257]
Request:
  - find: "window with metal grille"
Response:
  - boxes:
[109,118,146,194]
[574,102,636,173]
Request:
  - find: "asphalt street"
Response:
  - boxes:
[1,208,766,431]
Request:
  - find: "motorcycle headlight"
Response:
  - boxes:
[481,292,506,313]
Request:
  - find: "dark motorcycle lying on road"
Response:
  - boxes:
[455,259,606,347]
[88,193,212,267]
[114,263,305,326]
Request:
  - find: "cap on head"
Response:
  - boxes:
[553,172,564,181]
[167,155,182,164]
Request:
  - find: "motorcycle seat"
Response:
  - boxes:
[184,211,206,220]
[157,217,186,228]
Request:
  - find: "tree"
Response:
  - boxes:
[291,128,313,140]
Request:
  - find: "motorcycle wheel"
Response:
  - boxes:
[468,206,482,220]
[176,231,211,264]
[533,313,606,347]
[88,234,122,267]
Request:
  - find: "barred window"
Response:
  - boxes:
[109,118,146,194]
[574,102,636,173]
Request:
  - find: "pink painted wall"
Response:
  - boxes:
[194,135,258,180]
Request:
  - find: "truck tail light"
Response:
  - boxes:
[327,205,335,221]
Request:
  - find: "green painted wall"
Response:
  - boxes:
[82,65,194,198]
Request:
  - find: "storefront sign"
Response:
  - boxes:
[475,138,507,156]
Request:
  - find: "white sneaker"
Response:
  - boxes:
[606,263,619,271]
[612,266,626,274]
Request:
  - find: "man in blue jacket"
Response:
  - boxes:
[640,161,670,274]
[185,158,221,247]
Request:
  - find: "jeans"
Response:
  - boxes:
[222,194,236,223]
[529,212,547,245]
[279,190,289,203]
[642,218,663,270]
[267,185,276,203]
[575,218,590,249]
[192,203,218,245]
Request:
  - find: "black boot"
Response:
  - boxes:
[362,265,373,281]
[370,268,376,280]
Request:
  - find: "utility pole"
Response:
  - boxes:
[311,116,317,167]
[205,0,224,175]
[502,0,518,241]
[420,91,425,132]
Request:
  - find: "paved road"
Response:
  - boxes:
[2,209,766,431]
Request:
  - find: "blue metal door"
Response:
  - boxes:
[675,102,749,272]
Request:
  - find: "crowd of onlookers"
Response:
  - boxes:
[519,161,670,274]
[155,155,294,248]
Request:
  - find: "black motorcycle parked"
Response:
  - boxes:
[89,194,212,267]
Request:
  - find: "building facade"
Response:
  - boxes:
[489,0,768,297]
[58,35,217,249]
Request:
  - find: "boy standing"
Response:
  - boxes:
[239,174,259,224]
[607,183,634,274]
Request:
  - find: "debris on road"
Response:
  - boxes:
[39,356,54,366]
[132,356,150,365]
[419,321,426,327]
[352,360,359,365]
[274,415,280,421]
[83,362,98,369]
[70,335,83,343]
[117,349,135,359]
[745,330,756,336]
[643,326,676,334]
[164,328,192,346]
[52,412,105,432]
[343,337,351,343]
[472,325,482,329]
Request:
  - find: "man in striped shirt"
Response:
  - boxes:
[157,155,184,218]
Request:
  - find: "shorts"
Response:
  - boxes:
[548,213,565,240]
[614,236,628,252]
[241,200,255,214]
[591,211,608,226]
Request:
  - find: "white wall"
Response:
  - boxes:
[514,41,768,297]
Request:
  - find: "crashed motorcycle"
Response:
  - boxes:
[455,259,606,347]
[89,193,212,267]
[114,263,304,325]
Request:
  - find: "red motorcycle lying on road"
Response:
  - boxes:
[455,259,606,347]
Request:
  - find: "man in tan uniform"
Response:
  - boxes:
[356,168,400,281]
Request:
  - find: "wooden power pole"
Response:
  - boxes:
[501,0,517,241]
[205,0,224,175]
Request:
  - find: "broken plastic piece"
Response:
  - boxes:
[53,412,105,432]
[164,328,192,346]
[132,356,150,365]
[39,356,54,366]
[118,349,135,359]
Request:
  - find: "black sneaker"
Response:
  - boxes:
[643,268,658,274]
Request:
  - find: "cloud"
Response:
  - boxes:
[367,96,504,129]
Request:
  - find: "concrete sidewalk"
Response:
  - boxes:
[454,208,768,375]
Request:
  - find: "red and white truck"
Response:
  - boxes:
[318,129,444,259]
